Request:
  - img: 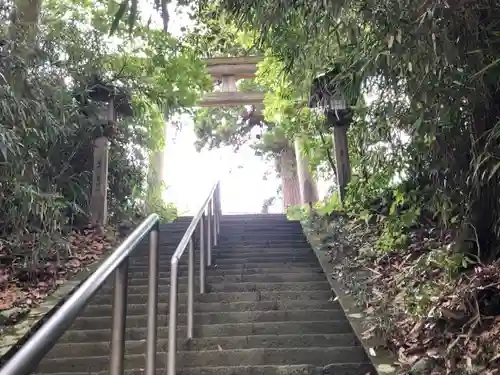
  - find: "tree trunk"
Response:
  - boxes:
[278,147,301,211]
[147,139,166,211]
[9,0,42,93]
[466,87,500,261]
[9,0,43,182]
[146,5,171,209]
[294,136,319,205]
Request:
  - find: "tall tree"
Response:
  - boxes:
[0,0,210,264]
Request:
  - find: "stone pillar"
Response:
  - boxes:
[332,125,351,202]
[221,75,237,92]
[293,137,319,205]
[90,100,113,229]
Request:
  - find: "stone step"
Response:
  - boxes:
[59,320,352,343]
[103,273,328,290]
[218,228,304,234]
[213,249,315,257]
[219,218,299,224]
[129,255,318,265]
[219,228,305,233]
[36,347,369,373]
[219,220,300,225]
[125,267,326,279]
[100,281,331,295]
[127,262,322,272]
[142,232,308,241]
[214,236,308,241]
[225,230,306,234]
[126,248,315,261]
[89,290,334,305]
[19,215,375,375]
[71,310,345,330]
[217,240,310,245]
[215,243,311,247]
[161,223,301,230]
[119,272,329,286]
[82,299,339,317]
[129,256,319,267]
[130,245,313,255]
[45,333,361,358]
[38,363,376,375]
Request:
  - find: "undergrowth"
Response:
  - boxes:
[288,181,500,375]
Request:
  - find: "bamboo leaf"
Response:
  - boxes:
[488,162,500,182]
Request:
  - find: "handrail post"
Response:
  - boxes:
[167,258,179,375]
[145,224,159,375]
[213,194,218,247]
[187,237,195,339]
[207,203,212,266]
[109,258,129,375]
[199,213,206,294]
[216,183,221,235]
[165,182,221,375]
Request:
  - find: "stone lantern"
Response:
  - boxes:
[309,67,353,203]
[81,78,132,231]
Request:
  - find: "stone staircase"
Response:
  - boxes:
[34,214,375,375]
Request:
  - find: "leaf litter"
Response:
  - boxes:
[0,226,117,326]
[310,215,500,375]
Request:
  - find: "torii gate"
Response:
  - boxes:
[90,57,320,228]
[198,56,319,209]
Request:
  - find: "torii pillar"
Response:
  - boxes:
[294,137,319,207]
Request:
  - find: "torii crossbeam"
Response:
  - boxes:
[198,56,265,107]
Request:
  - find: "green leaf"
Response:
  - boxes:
[413,112,424,133]
[488,162,500,182]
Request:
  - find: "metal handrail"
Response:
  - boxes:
[167,180,221,375]
[0,213,161,375]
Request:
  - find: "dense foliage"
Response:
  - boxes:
[0,0,209,265]
[225,0,500,260]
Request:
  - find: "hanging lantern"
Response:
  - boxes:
[308,66,353,129]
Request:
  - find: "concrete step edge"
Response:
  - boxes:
[121,273,327,282]
[74,309,342,322]
[35,363,374,375]
[102,280,330,289]
[90,291,335,302]
[63,319,349,333]
[40,346,366,358]
[82,300,339,314]
[128,262,321,269]
[45,333,361,358]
